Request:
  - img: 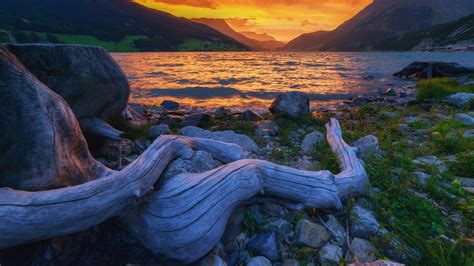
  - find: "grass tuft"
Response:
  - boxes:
[416,78,474,101]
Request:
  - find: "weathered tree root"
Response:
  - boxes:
[0,136,244,250]
[124,119,368,263]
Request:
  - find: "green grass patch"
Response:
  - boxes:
[416,78,474,101]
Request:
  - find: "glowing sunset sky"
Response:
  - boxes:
[136,0,372,42]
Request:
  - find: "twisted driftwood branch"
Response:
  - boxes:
[124,118,368,263]
[0,136,244,249]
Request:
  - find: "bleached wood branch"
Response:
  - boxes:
[0,136,244,249]
[124,118,368,263]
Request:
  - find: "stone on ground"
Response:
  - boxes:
[147,124,171,139]
[319,244,342,266]
[351,135,381,159]
[345,238,376,263]
[256,120,279,138]
[295,219,331,248]
[270,92,310,118]
[246,256,272,266]
[161,100,180,110]
[301,131,325,154]
[247,231,279,261]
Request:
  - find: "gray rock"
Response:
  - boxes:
[246,256,272,266]
[180,126,258,153]
[350,205,385,238]
[301,132,325,154]
[181,113,212,127]
[295,219,331,248]
[268,219,293,240]
[454,113,474,126]
[404,116,424,124]
[243,110,262,121]
[161,100,180,110]
[282,259,300,266]
[412,171,431,186]
[412,156,447,173]
[215,107,230,118]
[345,238,376,263]
[270,92,310,118]
[352,96,368,106]
[200,254,228,266]
[229,250,251,266]
[162,151,221,179]
[384,88,397,96]
[319,244,342,266]
[398,124,410,134]
[444,93,474,108]
[463,129,474,138]
[247,231,279,261]
[261,201,286,218]
[256,120,279,137]
[325,215,346,246]
[147,124,171,139]
[394,96,416,106]
[351,135,381,159]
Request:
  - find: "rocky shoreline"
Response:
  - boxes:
[1,44,473,266]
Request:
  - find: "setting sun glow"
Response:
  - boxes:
[135,0,372,42]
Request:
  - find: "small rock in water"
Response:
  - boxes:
[351,135,381,159]
[345,238,376,263]
[246,256,272,266]
[454,113,474,126]
[247,231,279,261]
[181,113,212,127]
[295,219,331,248]
[215,107,231,118]
[242,110,262,121]
[270,92,310,118]
[352,96,368,106]
[301,131,325,154]
[319,244,342,266]
[256,120,279,137]
[147,124,171,139]
[444,93,474,109]
[160,100,180,110]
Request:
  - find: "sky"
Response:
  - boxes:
[135,0,372,42]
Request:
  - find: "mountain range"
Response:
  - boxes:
[376,14,474,51]
[191,18,285,51]
[0,0,247,51]
[282,0,474,51]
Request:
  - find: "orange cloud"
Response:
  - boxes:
[136,0,372,41]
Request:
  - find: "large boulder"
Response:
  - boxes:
[6,44,130,138]
[0,44,104,191]
[270,92,310,118]
[393,62,474,79]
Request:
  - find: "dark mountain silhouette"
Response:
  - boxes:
[191,18,285,51]
[282,0,474,51]
[376,14,474,51]
[0,0,247,51]
[239,31,276,42]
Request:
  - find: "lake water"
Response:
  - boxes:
[113,52,474,111]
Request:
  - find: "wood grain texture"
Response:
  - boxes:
[124,118,368,263]
[0,136,244,249]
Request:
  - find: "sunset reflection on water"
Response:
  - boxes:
[113,52,474,111]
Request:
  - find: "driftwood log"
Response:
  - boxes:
[393,61,474,79]
[0,44,368,263]
[124,119,367,262]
